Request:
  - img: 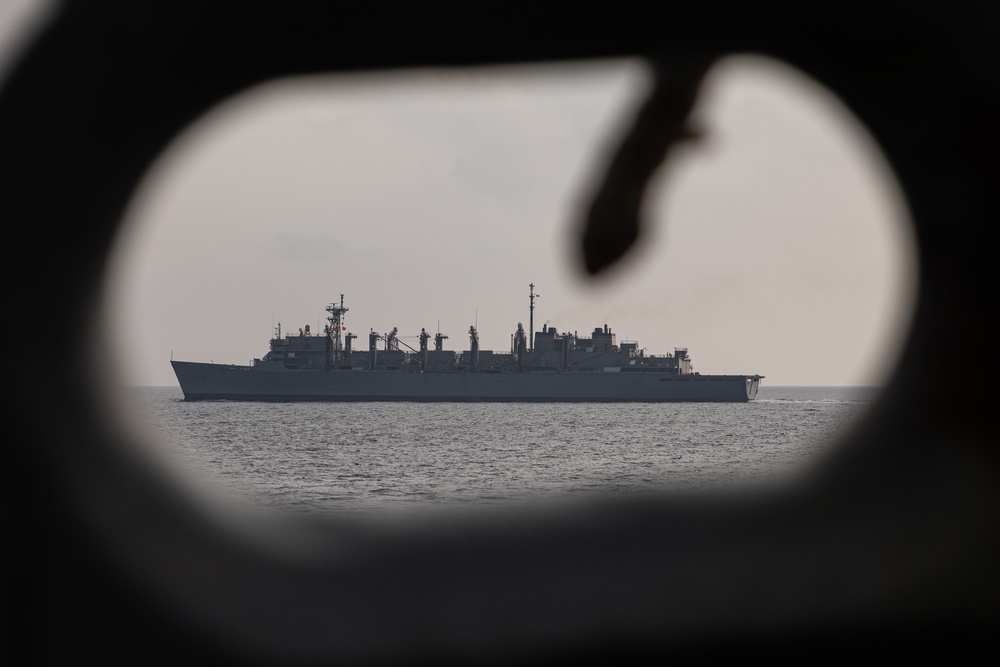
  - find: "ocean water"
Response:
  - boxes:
[128,386,879,516]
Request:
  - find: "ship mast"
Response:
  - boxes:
[326,294,349,364]
[529,283,539,351]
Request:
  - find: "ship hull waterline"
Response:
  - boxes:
[171,361,762,403]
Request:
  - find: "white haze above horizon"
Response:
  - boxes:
[0,1,917,388]
[103,56,917,388]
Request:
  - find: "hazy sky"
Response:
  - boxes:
[2,2,918,388]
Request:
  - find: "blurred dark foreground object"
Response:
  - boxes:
[3,3,998,664]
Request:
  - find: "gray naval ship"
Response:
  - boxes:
[172,285,763,402]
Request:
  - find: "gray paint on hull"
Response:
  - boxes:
[172,361,761,403]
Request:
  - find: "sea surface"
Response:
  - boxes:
[127,386,880,517]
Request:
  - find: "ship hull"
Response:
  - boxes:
[171,361,761,403]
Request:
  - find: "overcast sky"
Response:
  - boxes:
[2,1,918,388]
